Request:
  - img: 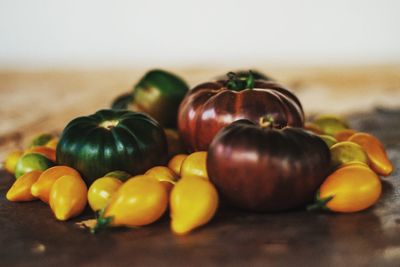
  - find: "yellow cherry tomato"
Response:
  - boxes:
[145,166,178,191]
[4,150,23,174]
[180,151,208,179]
[49,175,87,221]
[168,154,188,176]
[170,175,218,235]
[317,164,381,213]
[103,176,168,227]
[6,170,42,202]
[31,166,81,203]
[88,177,123,211]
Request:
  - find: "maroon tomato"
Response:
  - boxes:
[207,118,330,212]
[178,72,304,152]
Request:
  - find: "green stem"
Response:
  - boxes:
[225,71,255,91]
[306,192,334,211]
[90,209,113,234]
[246,71,255,89]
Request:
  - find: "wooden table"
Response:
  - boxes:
[0,67,400,266]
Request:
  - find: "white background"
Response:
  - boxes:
[0,0,399,69]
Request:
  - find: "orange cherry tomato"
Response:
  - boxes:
[6,170,42,202]
[334,129,356,142]
[318,164,381,213]
[31,166,81,203]
[348,132,393,176]
[25,146,56,162]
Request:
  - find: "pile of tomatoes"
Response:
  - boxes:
[2,69,395,235]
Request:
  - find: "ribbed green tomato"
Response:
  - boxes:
[111,69,188,128]
[56,109,168,184]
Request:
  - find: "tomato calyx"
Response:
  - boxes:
[306,191,334,211]
[91,209,113,234]
[99,120,119,130]
[225,71,255,91]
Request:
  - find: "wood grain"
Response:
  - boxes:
[1,65,400,160]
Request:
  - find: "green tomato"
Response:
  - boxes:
[29,133,54,148]
[56,109,168,184]
[15,153,55,178]
[111,69,188,128]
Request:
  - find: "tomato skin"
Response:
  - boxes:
[180,152,208,179]
[7,170,42,202]
[168,154,187,176]
[25,146,56,162]
[88,177,123,211]
[15,153,55,178]
[104,176,168,227]
[348,132,393,176]
[31,166,81,203]
[56,109,167,183]
[170,175,218,235]
[49,175,87,221]
[319,164,381,213]
[145,166,178,192]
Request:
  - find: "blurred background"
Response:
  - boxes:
[1,0,400,68]
[0,0,400,157]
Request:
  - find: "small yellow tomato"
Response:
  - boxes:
[180,151,208,179]
[88,177,123,211]
[6,170,42,202]
[14,153,54,178]
[145,166,178,191]
[170,175,218,235]
[49,175,87,221]
[103,176,168,227]
[317,164,381,213]
[31,166,81,203]
[168,154,188,176]
[4,150,23,174]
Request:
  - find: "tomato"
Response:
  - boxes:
[29,133,54,148]
[31,166,81,203]
[310,164,381,213]
[15,153,55,178]
[49,175,88,221]
[25,146,56,162]
[98,176,168,228]
[334,129,356,142]
[4,150,23,175]
[6,170,42,202]
[88,177,123,211]
[348,132,393,176]
[170,176,218,235]
[168,154,188,176]
[180,151,208,179]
